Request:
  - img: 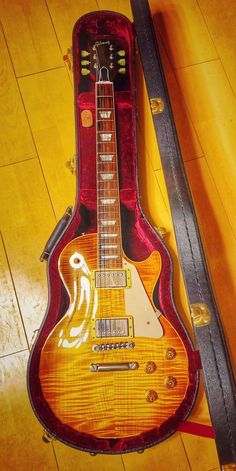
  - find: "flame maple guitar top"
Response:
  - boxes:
[39,233,189,439]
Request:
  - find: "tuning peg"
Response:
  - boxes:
[81,68,90,76]
[118,67,126,74]
[109,63,114,69]
[81,50,90,57]
[118,58,126,66]
[81,60,90,66]
[117,50,125,57]
[109,54,114,59]
[109,45,114,51]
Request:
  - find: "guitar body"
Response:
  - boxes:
[27,11,199,453]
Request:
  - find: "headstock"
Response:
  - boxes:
[79,40,128,82]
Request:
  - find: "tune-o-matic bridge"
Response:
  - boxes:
[91,268,131,289]
[92,317,133,339]
[92,341,135,351]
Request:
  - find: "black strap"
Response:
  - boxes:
[131,0,236,466]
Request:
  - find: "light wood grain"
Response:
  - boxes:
[149,0,218,69]
[180,433,219,471]
[54,441,125,471]
[47,0,98,54]
[198,0,236,96]
[97,0,133,20]
[18,68,76,219]
[122,432,191,471]
[0,234,27,356]
[175,60,236,237]
[0,159,56,344]
[0,351,58,471]
[0,0,63,76]
[0,26,35,166]
[135,38,203,172]
[185,157,236,370]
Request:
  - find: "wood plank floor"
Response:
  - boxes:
[0,1,235,470]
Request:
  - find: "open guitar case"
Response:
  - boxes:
[28,1,236,465]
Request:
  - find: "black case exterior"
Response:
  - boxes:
[130,0,236,467]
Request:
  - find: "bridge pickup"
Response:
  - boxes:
[92,317,133,339]
[90,362,138,372]
[91,268,131,289]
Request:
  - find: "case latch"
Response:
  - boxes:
[150,97,164,115]
[190,303,211,327]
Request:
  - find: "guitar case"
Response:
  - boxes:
[27,11,199,454]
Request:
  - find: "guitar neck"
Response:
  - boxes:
[96,80,123,269]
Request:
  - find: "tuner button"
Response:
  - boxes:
[118,68,126,74]
[109,63,114,69]
[109,54,114,59]
[81,60,90,66]
[117,50,125,57]
[109,45,114,51]
[81,50,90,57]
[81,68,90,76]
[164,376,177,389]
[118,58,126,66]
[92,45,96,50]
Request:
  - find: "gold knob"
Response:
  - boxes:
[118,68,126,74]
[164,376,177,389]
[145,361,156,374]
[165,348,177,360]
[81,60,90,66]
[146,390,158,402]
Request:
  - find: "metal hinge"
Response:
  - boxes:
[150,97,164,115]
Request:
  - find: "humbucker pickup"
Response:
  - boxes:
[91,269,131,289]
[92,317,133,339]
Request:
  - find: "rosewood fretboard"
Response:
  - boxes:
[96,81,123,269]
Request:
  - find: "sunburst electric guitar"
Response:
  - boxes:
[28,12,199,454]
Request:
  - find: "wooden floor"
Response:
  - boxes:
[0,0,235,470]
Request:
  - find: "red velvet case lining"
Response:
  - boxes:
[28,11,199,453]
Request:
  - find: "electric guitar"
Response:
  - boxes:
[27,11,198,453]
